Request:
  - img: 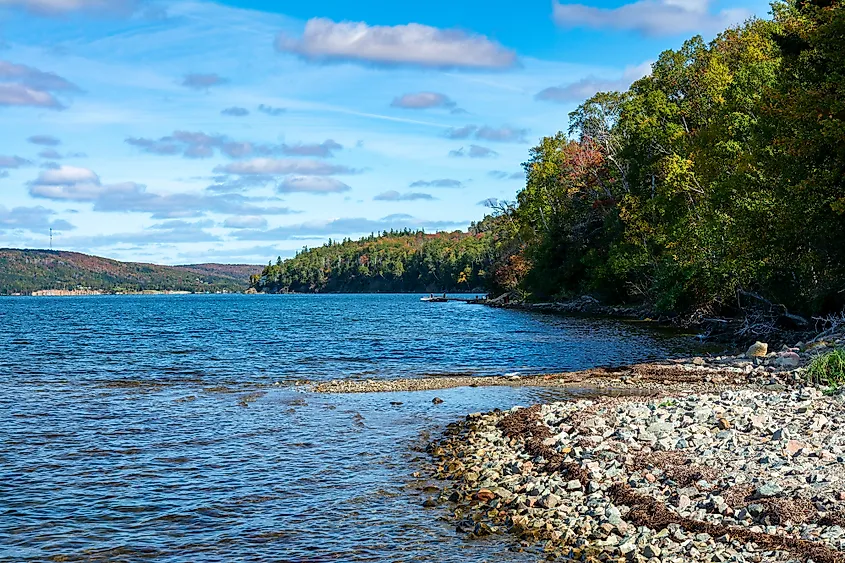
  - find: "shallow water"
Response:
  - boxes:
[0,294,709,562]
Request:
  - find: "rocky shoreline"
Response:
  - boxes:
[420,336,845,562]
[486,294,651,320]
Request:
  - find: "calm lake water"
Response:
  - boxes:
[0,294,708,562]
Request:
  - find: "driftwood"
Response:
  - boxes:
[810,311,845,343]
[736,289,809,334]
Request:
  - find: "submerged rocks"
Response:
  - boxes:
[429,388,845,562]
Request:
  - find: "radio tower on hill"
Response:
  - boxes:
[50,228,53,250]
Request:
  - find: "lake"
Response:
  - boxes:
[0,294,707,562]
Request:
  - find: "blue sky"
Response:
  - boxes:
[0,0,771,265]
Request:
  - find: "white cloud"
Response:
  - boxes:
[217,158,357,176]
[0,60,78,91]
[0,0,139,16]
[488,170,524,180]
[0,155,32,168]
[445,124,528,143]
[221,106,249,117]
[206,175,277,193]
[0,60,79,109]
[223,215,268,229]
[552,0,751,36]
[257,104,285,116]
[276,18,518,69]
[28,135,61,146]
[27,166,297,218]
[448,145,498,159]
[38,148,62,159]
[34,165,99,186]
[0,83,61,108]
[127,132,344,160]
[536,61,652,103]
[59,221,220,248]
[409,179,463,189]
[391,92,456,110]
[181,73,228,90]
[373,190,435,201]
[0,205,73,232]
[280,140,343,158]
[277,176,351,194]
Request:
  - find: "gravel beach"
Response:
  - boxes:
[427,387,845,562]
[419,337,845,562]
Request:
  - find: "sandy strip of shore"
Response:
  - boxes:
[311,356,798,395]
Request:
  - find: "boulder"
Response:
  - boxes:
[746,342,768,358]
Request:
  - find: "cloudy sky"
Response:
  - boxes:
[0,0,770,265]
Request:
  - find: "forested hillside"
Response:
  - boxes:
[0,249,260,294]
[252,230,494,293]
[484,0,845,319]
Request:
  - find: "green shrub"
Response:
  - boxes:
[806,349,845,389]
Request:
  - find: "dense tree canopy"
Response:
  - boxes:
[487,0,845,318]
[252,230,496,293]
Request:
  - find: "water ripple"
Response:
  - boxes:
[0,294,713,562]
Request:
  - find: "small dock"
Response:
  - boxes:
[421,296,488,304]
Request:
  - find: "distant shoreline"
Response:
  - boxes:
[15,289,237,297]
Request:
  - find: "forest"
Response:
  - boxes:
[255,0,845,321]
[252,230,494,293]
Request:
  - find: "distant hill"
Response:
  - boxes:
[0,249,262,295]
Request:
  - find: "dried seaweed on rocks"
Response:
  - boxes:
[497,404,845,563]
[610,483,845,563]
[819,509,845,528]
[632,451,688,471]
[631,364,738,383]
[722,484,755,508]
[761,497,817,525]
[723,485,817,525]
[631,450,720,487]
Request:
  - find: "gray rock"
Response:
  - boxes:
[606,505,623,525]
[647,422,674,435]
[538,492,561,509]
[643,544,661,558]
[756,483,783,498]
[772,427,790,441]
[566,479,583,491]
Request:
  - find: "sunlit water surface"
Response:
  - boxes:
[0,294,709,562]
